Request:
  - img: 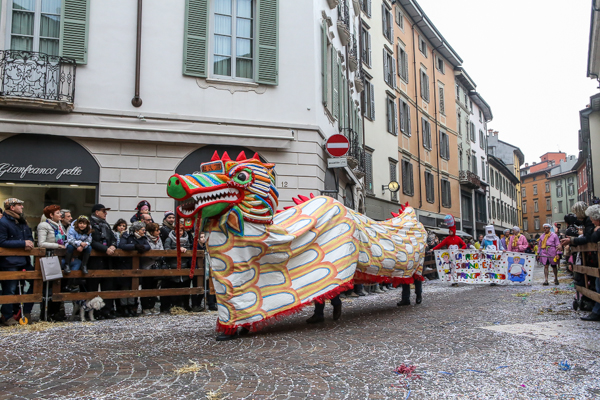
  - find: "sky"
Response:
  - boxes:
[415,0,599,164]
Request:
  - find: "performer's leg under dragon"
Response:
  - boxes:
[167,151,427,340]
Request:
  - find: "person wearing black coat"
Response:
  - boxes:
[117,221,150,317]
[89,204,118,319]
[0,198,34,326]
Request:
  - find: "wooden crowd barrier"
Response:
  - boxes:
[0,248,205,304]
[571,243,600,304]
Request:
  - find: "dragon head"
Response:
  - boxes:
[167,151,279,235]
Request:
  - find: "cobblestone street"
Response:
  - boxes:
[1,266,599,400]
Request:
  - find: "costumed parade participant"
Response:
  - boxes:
[499,229,510,251]
[538,223,560,286]
[433,215,465,286]
[166,151,427,341]
[507,226,528,253]
[482,225,499,251]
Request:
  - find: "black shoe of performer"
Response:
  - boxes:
[216,333,238,341]
[490,283,497,286]
[333,304,342,321]
[238,327,250,336]
[415,295,422,304]
[581,312,600,322]
[451,283,458,287]
[397,300,410,306]
[306,314,325,324]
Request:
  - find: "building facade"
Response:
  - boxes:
[487,155,518,235]
[0,0,366,225]
[521,169,552,236]
[487,131,525,229]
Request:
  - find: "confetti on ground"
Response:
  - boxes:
[170,306,193,315]
[174,360,204,374]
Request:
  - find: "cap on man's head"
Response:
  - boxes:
[4,198,24,209]
[91,204,111,213]
[163,210,175,220]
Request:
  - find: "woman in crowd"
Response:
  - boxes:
[140,222,163,315]
[37,204,67,321]
[112,219,128,247]
[117,221,150,317]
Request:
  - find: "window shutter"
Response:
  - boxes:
[403,50,409,82]
[407,103,411,136]
[425,76,429,101]
[367,0,372,18]
[409,163,414,195]
[60,0,90,64]
[383,49,387,84]
[322,20,328,106]
[256,0,279,85]
[333,51,339,119]
[367,31,372,66]
[392,57,396,88]
[369,82,375,120]
[393,99,398,135]
[344,77,349,131]
[381,4,386,37]
[182,0,209,77]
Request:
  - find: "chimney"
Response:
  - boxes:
[525,163,529,167]
[533,162,537,165]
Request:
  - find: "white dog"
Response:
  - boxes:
[71,296,105,322]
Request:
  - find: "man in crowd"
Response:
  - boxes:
[0,198,34,325]
[140,213,153,226]
[508,226,528,253]
[61,209,73,233]
[160,211,176,244]
[89,204,118,319]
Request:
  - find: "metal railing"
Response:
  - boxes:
[0,50,76,103]
[347,128,365,174]
[338,0,350,28]
[459,170,481,189]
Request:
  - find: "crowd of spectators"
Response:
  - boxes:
[0,198,214,326]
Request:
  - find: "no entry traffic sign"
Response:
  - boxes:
[325,134,350,157]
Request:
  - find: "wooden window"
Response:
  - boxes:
[389,160,398,201]
[425,171,434,203]
[402,159,414,196]
[399,99,411,136]
[440,131,450,160]
[420,68,429,102]
[441,179,451,208]
[365,150,374,194]
[422,118,431,150]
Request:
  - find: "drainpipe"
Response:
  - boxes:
[432,44,443,215]
[131,0,143,107]
[411,19,423,208]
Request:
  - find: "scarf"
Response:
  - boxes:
[5,209,26,224]
[168,229,188,248]
[46,219,65,245]
[163,220,175,231]
[146,232,159,244]
[512,233,520,248]
[134,231,144,239]
[541,233,553,249]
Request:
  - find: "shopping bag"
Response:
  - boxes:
[40,256,63,281]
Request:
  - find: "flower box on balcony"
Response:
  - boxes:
[327,0,339,9]
[348,54,358,72]
[337,21,351,46]
[354,74,364,93]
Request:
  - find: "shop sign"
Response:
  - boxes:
[0,134,99,184]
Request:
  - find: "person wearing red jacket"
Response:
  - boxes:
[433,215,466,286]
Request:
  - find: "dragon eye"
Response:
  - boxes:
[236,171,249,182]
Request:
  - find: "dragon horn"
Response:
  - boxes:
[252,152,260,160]
[236,151,247,161]
[310,193,315,198]
[211,151,220,161]
[298,195,310,202]
[221,151,231,162]
[292,197,303,205]
[391,212,399,217]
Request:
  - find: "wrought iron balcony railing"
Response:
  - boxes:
[459,170,481,189]
[337,0,351,46]
[0,50,76,111]
[347,128,365,176]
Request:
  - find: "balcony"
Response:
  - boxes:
[0,50,76,112]
[354,68,364,93]
[346,128,365,178]
[459,170,481,189]
[337,0,351,46]
[348,35,358,72]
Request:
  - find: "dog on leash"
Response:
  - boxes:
[71,296,105,322]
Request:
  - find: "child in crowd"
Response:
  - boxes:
[112,219,128,247]
[130,200,154,223]
[65,216,92,275]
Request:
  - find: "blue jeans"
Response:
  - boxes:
[1,264,33,320]
[401,280,422,302]
[593,278,600,315]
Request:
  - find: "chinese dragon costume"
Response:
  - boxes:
[166,151,427,335]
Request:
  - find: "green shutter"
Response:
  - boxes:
[322,20,328,106]
[59,0,90,64]
[256,0,278,85]
[332,50,339,119]
[183,0,209,77]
